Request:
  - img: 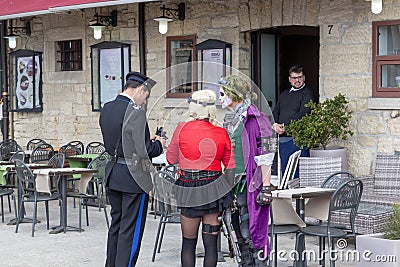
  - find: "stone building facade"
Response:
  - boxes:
[3,0,400,176]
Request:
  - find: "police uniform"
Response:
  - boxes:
[100,72,163,267]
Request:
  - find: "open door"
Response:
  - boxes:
[252,26,320,109]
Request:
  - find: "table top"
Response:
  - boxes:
[0,161,15,165]
[152,152,166,165]
[33,167,98,176]
[272,187,336,199]
[67,154,99,162]
[5,163,50,171]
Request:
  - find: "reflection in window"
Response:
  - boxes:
[378,25,400,56]
[166,36,196,98]
[373,20,400,97]
[381,64,400,88]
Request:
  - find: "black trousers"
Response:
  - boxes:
[105,189,149,267]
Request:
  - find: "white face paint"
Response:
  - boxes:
[219,88,232,109]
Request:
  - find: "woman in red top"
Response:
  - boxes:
[167,89,235,267]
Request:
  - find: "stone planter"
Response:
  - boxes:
[356,233,400,266]
[310,146,348,171]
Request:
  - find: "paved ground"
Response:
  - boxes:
[0,198,358,266]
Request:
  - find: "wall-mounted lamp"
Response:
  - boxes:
[153,3,185,34]
[366,0,383,14]
[89,10,118,40]
[4,21,31,49]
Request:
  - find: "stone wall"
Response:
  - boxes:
[145,0,400,176]
[8,0,400,176]
[11,5,141,148]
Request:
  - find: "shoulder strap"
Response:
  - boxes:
[113,135,121,161]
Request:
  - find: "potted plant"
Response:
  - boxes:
[285,93,353,170]
[356,204,400,266]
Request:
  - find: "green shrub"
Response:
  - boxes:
[383,204,400,240]
[285,93,353,150]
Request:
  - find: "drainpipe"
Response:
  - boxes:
[138,3,146,75]
[0,20,9,141]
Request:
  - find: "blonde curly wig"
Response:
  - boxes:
[188,89,219,125]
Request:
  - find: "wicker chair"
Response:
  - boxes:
[330,154,399,235]
[298,157,342,187]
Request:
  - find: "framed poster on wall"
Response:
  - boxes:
[9,49,43,112]
[91,41,131,111]
[196,39,232,105]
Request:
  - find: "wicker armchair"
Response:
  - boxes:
[297,157,342,187]
[360,154,400,205]
[330,154,399,235]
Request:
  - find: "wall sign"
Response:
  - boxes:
[196,39,232,105]
[9,50,43,112]
[91,41,131,111]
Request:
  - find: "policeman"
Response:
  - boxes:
[100,71,166,267]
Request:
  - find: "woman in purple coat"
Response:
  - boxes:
[219,74,275,266]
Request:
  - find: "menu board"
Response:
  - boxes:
[99,47,129,106]
[16,56,41,109]
[201,49,224,102]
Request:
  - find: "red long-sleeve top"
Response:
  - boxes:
[166,120,236,171]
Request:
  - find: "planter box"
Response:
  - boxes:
[356,233,400,266]
[310,146,348,171]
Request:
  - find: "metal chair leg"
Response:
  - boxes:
[86,199,89,226]
[1,197,4,223]
[152,214,165,262]
[32,201,38,237]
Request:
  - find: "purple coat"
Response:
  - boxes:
[241,104,273,252]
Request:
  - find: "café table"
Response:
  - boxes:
[67,154,99,207]
[0,163,12,185]
[33,167,97,234]
[6,163,52,225]
[152,152,167,171]
[67,154,99,168]
[67,153,99,181]
[272,187,336,267]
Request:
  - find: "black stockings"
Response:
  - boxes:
[180,213,220,267]
[181,236,197,267]
[202,231,218,267]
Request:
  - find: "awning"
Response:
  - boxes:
[0,0,157,20]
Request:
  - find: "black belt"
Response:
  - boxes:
[180,170,221,180]
[114,157,152,171]
[116,158,134,165]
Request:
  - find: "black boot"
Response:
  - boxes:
[239,242,255,267]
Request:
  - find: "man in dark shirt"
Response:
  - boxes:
[272,65,316,178]
[100,71,165,267]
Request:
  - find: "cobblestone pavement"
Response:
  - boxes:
[0,198,358,266]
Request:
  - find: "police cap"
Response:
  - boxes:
[125,71,156,90]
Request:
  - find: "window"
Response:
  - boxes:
[373,20,400,97]
[166,35,196,98]
[56,40,82,71]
